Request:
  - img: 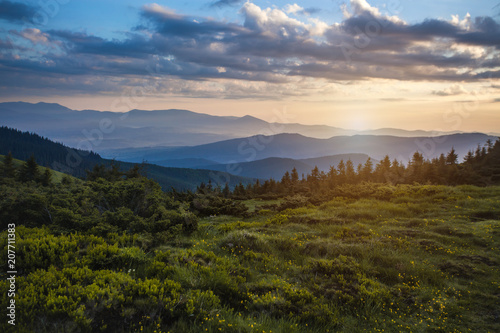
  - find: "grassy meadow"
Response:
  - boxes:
[2,182,498,332]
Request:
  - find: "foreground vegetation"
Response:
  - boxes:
[1,138,499,332]
[1,173,499,332]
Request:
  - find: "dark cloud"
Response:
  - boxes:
[209,0,243,8]
[140,4,246,38]
[0,0,36,23]
[50,30,155,59]
[302,7,321,15]
[1,1,499,98]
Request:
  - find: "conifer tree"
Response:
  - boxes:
[222,183,231,198]
[361,158,373,181]
[345,160,355,183]
[446,147,458,165]
[41,168,52,186]
[2,152,16,179]
[18,154,39,182]
[291,167,299,184]
[337,160,346,184]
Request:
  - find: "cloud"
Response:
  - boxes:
[14,28,50,44]
[284,4,320,16]
[1,0,500,99]
[0,0,36,23]
[209,0,243,8]
[432,84,469,96]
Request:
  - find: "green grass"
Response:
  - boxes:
[1,184,499,332]
[178,185,500,332]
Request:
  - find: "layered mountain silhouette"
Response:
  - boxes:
[2,102,497,183]
[189,154,372,180]
[104,133,497,165]
[2,102,493,151]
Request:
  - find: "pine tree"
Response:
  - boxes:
[446,147,458,165]
[18,154,39,182]
[2,152,16,179]
[291,167,299,184]
[86,164,107,181]
[126,164,142,179]
[375,155,391,183]
[361,158,373,181]
[40,168,52,186]
[281,171,291,186]
[345,160,355,183]
[253,179,261,194]
[222,183,231,198]
[337,160,346,184]
[327,165,337,187]
[107,162,123,182]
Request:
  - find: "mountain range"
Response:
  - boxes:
[2,102,497,151]
[103,133,497,166]
[1,102,498,183]
[194,154,372,180]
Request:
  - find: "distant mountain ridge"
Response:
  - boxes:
[184,154,373,180]
[104,132,498,166]
[1,102,493,151]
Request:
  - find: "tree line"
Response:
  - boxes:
[196,138,500,200]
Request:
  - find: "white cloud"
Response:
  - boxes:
[242,2,308,35]
[347,0,405,24]
[284,4,303,15]
[450,13,472,30]
[432,84,469,96]
[17,28,50,44]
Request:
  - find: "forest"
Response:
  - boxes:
[0,138,499,332]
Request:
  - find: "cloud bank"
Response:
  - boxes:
[0,0,499,98]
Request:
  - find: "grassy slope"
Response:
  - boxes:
[1,184,498,332]
[1,154,77,184]
[176,185,500,332]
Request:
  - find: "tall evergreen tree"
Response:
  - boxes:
[18,154,39,182]
[281,171,291,186]
[2,152,16,179]
[126,164,142,179]
[40,168,52,186]
[309,166,320,184]
[361,158,373,181]
[222,183,231,198]
[290,167,299,184]
[345,160,355,183]
[375,155,391,182]
[446,147,458,165]
[86,164,107,181]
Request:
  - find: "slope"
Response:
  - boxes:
[0,126,255,190]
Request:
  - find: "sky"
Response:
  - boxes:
[0,0,499,132]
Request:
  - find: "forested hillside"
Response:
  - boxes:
[0,126,255,190]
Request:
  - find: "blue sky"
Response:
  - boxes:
[12,0,499,34]
[0,0,499,131]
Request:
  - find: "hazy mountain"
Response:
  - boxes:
[0,126,254,190]
[299,154,374,172]
[111,133,496,165]
[0,102,481,151]
[187,154,372,180]
[153,158,221,169]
